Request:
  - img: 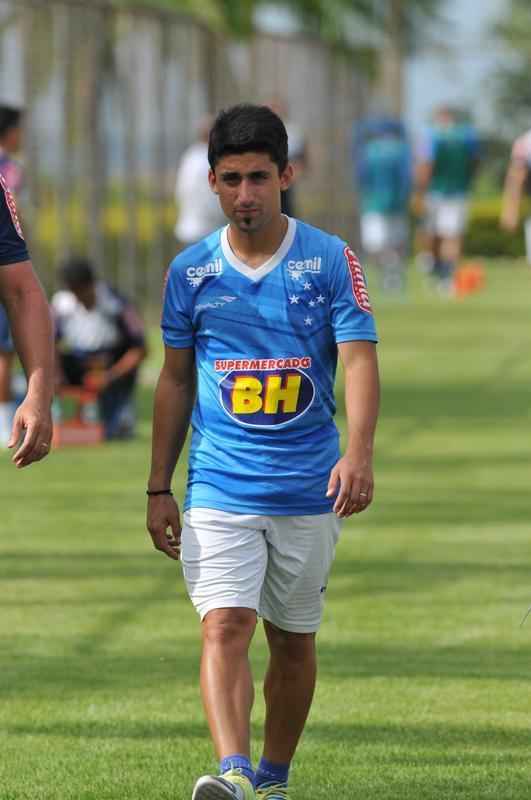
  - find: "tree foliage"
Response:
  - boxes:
[493,0,531,135]
[111,0,445,56]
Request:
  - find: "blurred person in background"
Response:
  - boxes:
[268,99,309,218]
[500,128,531,261]
[353,115,412,294]
[52,258,147,440]
[0,172,53,466]
[0,105,25,445]
[415,106,480,293]
[174,115,226,246]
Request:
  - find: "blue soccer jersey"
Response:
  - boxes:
[162,217,378,515]
[0,172,28,266]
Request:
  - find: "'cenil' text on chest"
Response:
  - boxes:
[287,257,322,274]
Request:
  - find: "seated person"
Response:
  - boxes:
[52,258,147,440]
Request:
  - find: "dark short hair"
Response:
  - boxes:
[0,105,23,139]
[60,258,95,290]
[208,104,288,173]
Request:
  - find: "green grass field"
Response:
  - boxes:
[2,261,531,800]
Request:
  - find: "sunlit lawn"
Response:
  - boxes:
[1,260,531,799]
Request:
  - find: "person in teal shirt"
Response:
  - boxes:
[416,106,480,293]
[354,116,412,294]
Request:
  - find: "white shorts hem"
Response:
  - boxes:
[197,600,259,622]
[260,610,321,634]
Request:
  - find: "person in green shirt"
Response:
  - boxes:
[416,107,480,293]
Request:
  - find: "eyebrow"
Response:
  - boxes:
[220,170,271,180]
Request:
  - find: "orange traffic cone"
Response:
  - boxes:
[453,261,486,298]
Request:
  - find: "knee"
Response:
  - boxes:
[266,624,316,671]
[202,608,257,650]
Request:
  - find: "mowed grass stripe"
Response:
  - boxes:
[1,261,531,799]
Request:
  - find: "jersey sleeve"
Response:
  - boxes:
[328,240,378,344]
[0,174,29,266]
[161,261,194,348]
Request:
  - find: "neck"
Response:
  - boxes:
[228,214,288,262]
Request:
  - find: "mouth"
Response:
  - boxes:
[235,208,259,215]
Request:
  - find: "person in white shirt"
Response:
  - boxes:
[52,259,147,440]
[501,129,531,262]
[174,116,227,245]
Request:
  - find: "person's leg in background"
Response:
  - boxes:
[433,198,468,294]
[380,214,409,295]
[98,376,136,440]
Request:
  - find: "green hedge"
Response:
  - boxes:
[463,197,530,258]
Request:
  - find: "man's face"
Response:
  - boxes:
[2,125,22,155]
[209,151,293,234]
[72,282,96,310]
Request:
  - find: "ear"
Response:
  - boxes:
[279,163,294,191]
[208,169,218,194]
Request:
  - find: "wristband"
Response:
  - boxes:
[146,489,173,496]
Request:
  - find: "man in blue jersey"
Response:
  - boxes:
[146,104,380,800]
[416,106,480,292]
[0,173,54,466]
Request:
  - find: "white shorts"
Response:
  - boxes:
[424,195,469,238]
[181,508,341,633]
[360,213,408,255]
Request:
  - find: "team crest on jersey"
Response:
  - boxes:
[216,356,315,428]
[344,246,372,313]
[186,258,223,288]
[0,173,24,240]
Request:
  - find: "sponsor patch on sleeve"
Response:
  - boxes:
[344,246,372,313]
[0,172,24,240]
[0,175,24,240]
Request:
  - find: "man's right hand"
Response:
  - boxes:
[9,394,53,468]
[146,494,182,560]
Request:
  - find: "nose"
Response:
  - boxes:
[237,178,255,206]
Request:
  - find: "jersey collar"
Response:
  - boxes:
[221,216,297,282]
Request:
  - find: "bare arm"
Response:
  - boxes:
[84,346,147,392]
[326,341,380,518]
[501,158,527,232]
[146,345,196,560]
[108,346,146,381]
[0,260,54,467]
[415,160,433,195]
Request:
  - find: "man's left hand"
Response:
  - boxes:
[326,454,374,518]
[8,396,53,468]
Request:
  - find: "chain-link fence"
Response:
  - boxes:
[0,0,368,306]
